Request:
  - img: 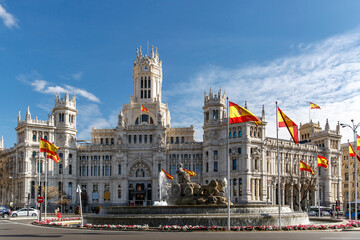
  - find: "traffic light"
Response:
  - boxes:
[38,186,42,196]
[336,200,339,206]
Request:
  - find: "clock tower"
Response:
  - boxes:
[132,46,163,104]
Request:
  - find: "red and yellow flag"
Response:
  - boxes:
[40,138,60,163]
[229,101,262,125]
[161,168,174,180]
[141,105,149,113]
[349,143,356,157]
[184,168,197,177]
[357,134,360,150]
[300,160,314,175]
[317,155,329,170]
[310,102,321,109]
[278,107,299,144]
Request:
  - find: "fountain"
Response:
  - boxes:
[84,165,309,227]
[153,171,168,206]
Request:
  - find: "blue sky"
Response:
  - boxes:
[1,0,360,148]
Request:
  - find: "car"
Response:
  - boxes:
[0,205,11,218]
[11,208,39,217]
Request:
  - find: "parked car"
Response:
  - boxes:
[0,205,11,218]
[11,208,39,217]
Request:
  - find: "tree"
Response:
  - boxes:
[288,171,318,210]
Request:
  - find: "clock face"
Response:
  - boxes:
[142,66,149,72]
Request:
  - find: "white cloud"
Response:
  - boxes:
[166,29,360,143]
[0,4,18,29]
[72,71,83,80]
[25,78,101,103]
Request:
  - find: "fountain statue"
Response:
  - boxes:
[166,163,229,205]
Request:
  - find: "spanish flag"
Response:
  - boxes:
[40,138,60,163]
[141,105,149,113]
[349,143,356,157]
[310,102,321,109]
[317,155,329,170]
[184,168,197,177]
[357,135,360,150]
[278,107,299,144]
[161,168,174,180]
[229,101,262,125]
[300,161,314,175]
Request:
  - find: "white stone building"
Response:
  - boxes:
[0,46,342,212]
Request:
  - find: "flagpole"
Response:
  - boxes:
[38,151,42,222]
[348,139,352,221]
[276,101,281,228]
[309,102,311,123]
[226,97,231,230]
[316,153,320,218]
[298,162,301,211]
[45,158,48,220]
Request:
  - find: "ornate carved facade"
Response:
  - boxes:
[0,47,342,212]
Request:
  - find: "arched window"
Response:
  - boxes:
[233,131,237,137]
[229,132,232,138]
[135,114,154,125]
[239,130,242,137]
[33,134,37,142]
[136,169,145,177]
[32,151,36,158]
[118,164,121,175]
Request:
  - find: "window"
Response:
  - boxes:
[82,166,86,176]
[213,110,219,120]
[214,150,218,160]
[239,178,242,196]
[181,137,184,144]
[141,79,143,88]
[94,166,98,176]
[171,137,174,144]
[68,182,72,198]
[33,134,37,142]
[106,138,109,145]
[233,131,237,137]
[229,132,232,138]
[101,138,103,144]
[134,135,137,143]
[144,77,147,88]
[176,137,179,144]
[214,161,218,172]
[148,78,151,88]
[59,163,63,174]
[239,131,242,137]
[158,163,161,173]
[229,149,232,154]
[128,135,131,144]
[150,135,153,143]
[118,164,121,175]
[141,90,143,98]
[118,185,122,198]
[148,90,151,98]
[144,135,147,143]
[238,148,241,154]
[44,135,48,141]
[233,159,237,170]
[32,151,36,158]
[139,135,142,143]
[206,162,209,172]
[136,169,145,177]
[205,112,209,121]
[105,166,110,176]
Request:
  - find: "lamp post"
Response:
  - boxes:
[340,120,360,221]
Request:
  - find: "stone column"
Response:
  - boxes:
[290,183,294,209]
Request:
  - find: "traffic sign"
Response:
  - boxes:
[37,196,44,204]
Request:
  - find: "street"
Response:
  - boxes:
[1,219,360,240]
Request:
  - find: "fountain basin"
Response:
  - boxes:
[84,204,309,227]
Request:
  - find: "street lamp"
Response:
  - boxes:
[340,120,360,221]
